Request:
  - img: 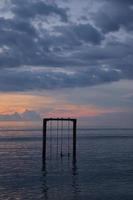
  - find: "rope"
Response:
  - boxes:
[56,120,59,157]
[49,120,52,159]
[60,120,63,157]
[68,120,70,157]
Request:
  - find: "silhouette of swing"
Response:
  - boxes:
[42,118,77,169]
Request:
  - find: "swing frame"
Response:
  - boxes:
[42,118,77,166]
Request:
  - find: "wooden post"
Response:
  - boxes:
[43,119,47,167]
[73,119,77,162]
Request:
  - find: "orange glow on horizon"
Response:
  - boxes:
[43,104,118,118]
[0,93,122,119]
[0,93,53,115]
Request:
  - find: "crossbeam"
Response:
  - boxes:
[44,118,76,122]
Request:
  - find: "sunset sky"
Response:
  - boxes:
[0,0,133,127]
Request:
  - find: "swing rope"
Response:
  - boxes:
[49,120,52,159]
[56,120,59,157]
[68,120,70,157]
[60,120,63,157]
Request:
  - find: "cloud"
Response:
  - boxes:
[0,112,21,121]
[40,101,118,118]
[0,67,123,91]
[21,109,41,121]
[0,110,41,121]
[80,110,133,128]
[92,0,133,33]
[0,0,133,91]
[0,19,104,68]
[55,23,104,45]
[12,0,68,22]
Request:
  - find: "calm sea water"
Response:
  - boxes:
[0,122,133,200]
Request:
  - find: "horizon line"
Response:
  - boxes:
[0,127,133,132]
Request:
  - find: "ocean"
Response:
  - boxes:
[0,122,133,200]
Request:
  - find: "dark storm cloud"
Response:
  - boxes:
[0,0,68,68]
[69,23,104,45]
[93,0,133,33]
[0,0,133,91]
[12,0,68,22]
[0,8,104,68]
[49,23,104,50]
[0,67,124,92]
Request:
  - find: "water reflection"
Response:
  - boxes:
[71,160,80,200]
[42,172,49,200]
[41,158,80,200]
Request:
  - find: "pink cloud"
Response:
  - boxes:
[42,104,118,118]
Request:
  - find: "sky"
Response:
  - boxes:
[0,0,133,127]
